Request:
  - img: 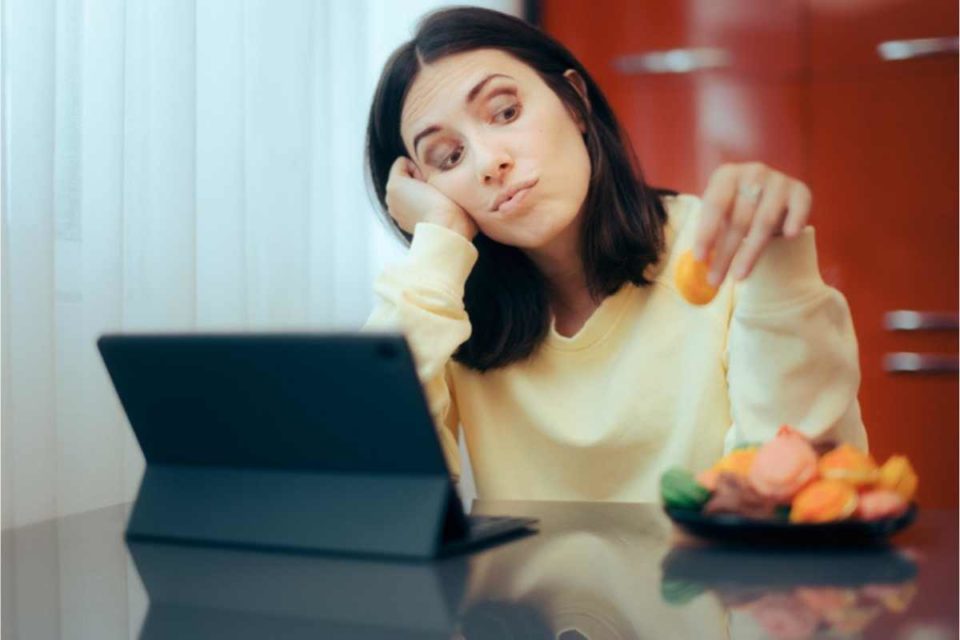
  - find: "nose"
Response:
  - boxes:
[476,145,513,185]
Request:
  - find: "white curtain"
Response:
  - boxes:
[2,0,520,530]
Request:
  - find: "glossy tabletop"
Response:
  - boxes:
[2,499,957,639]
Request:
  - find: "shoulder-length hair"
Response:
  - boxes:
[365,6,674,372]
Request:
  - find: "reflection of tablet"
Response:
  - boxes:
[128,538,469,639]
[98,332,537,558]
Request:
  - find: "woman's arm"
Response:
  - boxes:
[723,226,868,451]
[362,156,479,480]
[687,162,867,449]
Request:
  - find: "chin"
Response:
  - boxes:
[487,213,579,251]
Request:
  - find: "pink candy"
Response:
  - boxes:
[856,489,908,520]
[748,426,819,502]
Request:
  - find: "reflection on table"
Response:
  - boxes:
[2,500,956,640]
[662,544,918,638]
[127,537,469,639]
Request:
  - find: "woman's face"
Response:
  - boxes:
[400,48,591,249]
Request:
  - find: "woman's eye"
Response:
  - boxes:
[440,147,463,170]
[435,104,520,172]
[495,104,521,123]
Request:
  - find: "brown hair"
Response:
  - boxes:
[365,7,674,372]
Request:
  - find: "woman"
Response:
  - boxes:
[363,7,867,501]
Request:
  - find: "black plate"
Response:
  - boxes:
[664,503,917,546]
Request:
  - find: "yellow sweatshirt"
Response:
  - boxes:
[364,193,868,501]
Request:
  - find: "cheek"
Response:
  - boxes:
[569,139,592,201]
[542,123,591,209]
[551,118,589,164]
[427,173,486,215]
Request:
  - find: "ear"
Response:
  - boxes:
[563,69,590,133]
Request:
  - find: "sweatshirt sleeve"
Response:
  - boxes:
[723,226,869,453]
[362,222,478,481]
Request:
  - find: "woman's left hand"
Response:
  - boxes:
[693,162,812,286]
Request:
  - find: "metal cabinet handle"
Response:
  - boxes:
[883,353,958,374]
[884,311,959,331]
[613,47,731,75]
[877,37,959,61]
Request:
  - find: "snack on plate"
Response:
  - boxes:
[661,425,918,524]
[696,448,759,491]
[661,467,711,510]
[856,489,909,520]
[703,473,778,519]
[877,455,919,501]
[790,480,858,523]
[749,426,818,502]
[675,250,718,305]
[819,444,880,487]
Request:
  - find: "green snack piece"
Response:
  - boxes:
[660,467,711,510]
[732,441,763,451]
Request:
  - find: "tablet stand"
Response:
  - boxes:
[125,464,467,559]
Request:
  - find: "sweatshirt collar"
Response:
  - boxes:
[544,282,637,351]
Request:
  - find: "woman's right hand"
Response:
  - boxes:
[385,157,478,240]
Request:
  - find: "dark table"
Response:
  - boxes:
[2,499,957,639]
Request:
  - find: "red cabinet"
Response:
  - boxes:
[809,64,958,509]
[544,0,958,506]
[615,75,806,194]
[546,1,806,190]
[809,0,958,76]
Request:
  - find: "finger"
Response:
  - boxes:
[407,158,426,182]
[403,161,419,182]
[708,164,768,286]
[385,158,419,231]
[729,173,790,280]
[388,156,412,182]
[694,165,738,262]
[782,181,812,237]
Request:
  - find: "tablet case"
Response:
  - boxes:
[98,333,473,559]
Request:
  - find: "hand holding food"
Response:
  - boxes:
[693,162,813,285]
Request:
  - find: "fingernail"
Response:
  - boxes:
[708,271,721,287]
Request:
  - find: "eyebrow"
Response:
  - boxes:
[412,73,516,159]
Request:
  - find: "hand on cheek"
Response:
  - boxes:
[384,157,478,240]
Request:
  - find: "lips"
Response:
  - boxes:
[492,178,539,212]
